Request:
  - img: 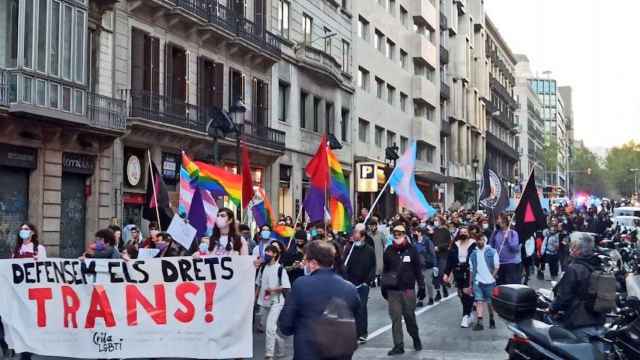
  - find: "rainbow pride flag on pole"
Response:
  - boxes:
[327,147,352,233]
[250,188,275,228]
[193,160,242,207]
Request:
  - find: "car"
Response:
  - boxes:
[613,207,640,218]
[613,215,640,230]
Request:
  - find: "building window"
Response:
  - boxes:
[49,1,60,75]
[374,30,384,52]
[386,131,396,148]
[400,136,408,154]
[426,145,435,163]
[386,39,395,60]
[400,6,408,27]
[341,40,350,72]
[387,85,395,105]
[416,142,425,161]
[388,0,395,15]
[358,16,369,41]
[313,97,321,132]
[278,82,289,122]
[426,106,434,121]
[36,0,48,72]
[358,118,370,143]
[325,102,334,134]
[277,0,290,39]
[300,91,308,128]
[400,92,407,111]
[341,108,350,142]
[324,27,332,55]
[303,14,313,44]
[375,77,384,99]
[357,67,369,91]
[400,49,408,69]
[375,126,384,148]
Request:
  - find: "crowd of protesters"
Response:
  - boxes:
[0,199,617,359]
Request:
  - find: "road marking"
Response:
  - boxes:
[366,293,458,340]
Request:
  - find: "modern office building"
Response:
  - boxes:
[484,16,518,191]
[558,85,574,192]
[514,55,544,186]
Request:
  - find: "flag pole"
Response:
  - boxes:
[287,202,304,250]
[363,166,396,225]
[509,167,535,230]
[147,149,163,230]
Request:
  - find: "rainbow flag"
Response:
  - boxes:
[273,224,295,243]
[179,152,218,235]
[327,147,352,233]
[250,188,275,228]
[194,160,242,207]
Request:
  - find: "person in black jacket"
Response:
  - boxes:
[443,227,477,328]
[381,224,425,356]
[344,223,376,343]
[432,216,451,301]
[550,232,606,340]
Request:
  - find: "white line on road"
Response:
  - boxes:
[366,293,458,341]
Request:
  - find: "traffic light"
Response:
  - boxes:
[587,168,592,175]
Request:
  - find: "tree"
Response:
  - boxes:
[543,136,559,172]
[570,145,608,196]
[604,141,640,197]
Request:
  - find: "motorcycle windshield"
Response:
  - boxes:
[627,274,640,300]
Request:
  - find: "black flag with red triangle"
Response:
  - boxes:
[513,170,547,242]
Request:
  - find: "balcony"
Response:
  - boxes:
[490,75,518,109]
[486,132,519,161]
[440,81,450,100]
[440,11,448,30]
[122,89,285,151]
[412,76,437,106]
[295,45,346,87]
[131,1,281,64]
[411,116,440,145]
[0,68,125,132]
[440,45,449,65]
[411,33,438,68]
[412,0,437,29]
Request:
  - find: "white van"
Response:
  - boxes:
[613,207,640,218]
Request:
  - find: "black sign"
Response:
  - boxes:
[161,152,179,185]
[0,143,37,169]
[63,153,96,175]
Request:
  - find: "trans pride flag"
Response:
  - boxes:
[388,142,436,219]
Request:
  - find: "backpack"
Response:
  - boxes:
[586,270,617,314]
[311,297,357,358]
[419,238,436,269]
[257,264,288,298]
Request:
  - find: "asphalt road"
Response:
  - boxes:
[1,278,552,360]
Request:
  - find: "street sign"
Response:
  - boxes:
[357,162,378,192]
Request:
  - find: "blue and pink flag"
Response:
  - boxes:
[388,142,436,219]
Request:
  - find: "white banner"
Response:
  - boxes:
[0,256,256,359]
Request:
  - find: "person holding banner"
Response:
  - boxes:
[83,228,121,259]
[206,208,248,256]
[256,245,290,359]
[154,232,187,257]
[141,221,160,249]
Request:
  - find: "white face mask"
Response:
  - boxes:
[434,221,441,227]
[216,217,228,229]
[482,223,489,230]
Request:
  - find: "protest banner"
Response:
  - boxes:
[0,256,256,359]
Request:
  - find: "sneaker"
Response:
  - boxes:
[387,344,405,356]
[489,317,496,329]
[443,287,449,298]
[434,292,442,302]
[413,337,423,351]
[472,322,484,331]
[427,298,434,306]
[358,336,368,344]
[416,301,424,308]
[460,315,470,328]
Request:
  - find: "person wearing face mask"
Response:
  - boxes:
[468,225,499,331]
[83,229,121,259]
[205,208,248,256]
[154,232,184,257]
[282,230,307,284]
[443,227,476,328]
[549,232,605,340]
[196,237,210,256]
[366,218,386,287]
[488,213,521,285]
[343,223,376,344]
[123,226,142,252]
[381,225,425,355]
[278,240,361,360]
[541,218,561,280]
[252,225,274,267]
[13,223,46,259]
[431,216,451,301]
[256,245,290,360]
[239,224,256,255]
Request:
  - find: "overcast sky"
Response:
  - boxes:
[485,0,638,149]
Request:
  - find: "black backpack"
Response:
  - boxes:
[311,297,357,358]
[257,264,288,298]
[586,270,616,314]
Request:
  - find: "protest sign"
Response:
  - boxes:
[167,214,198,250]
[0,256,256,359]
[136,248,160,259]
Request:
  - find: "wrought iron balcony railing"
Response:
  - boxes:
[87,92,127,130]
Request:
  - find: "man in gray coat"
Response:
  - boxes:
[367,217,387,286]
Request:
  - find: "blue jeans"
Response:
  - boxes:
[356,285,369,337]
[473,282,496,303]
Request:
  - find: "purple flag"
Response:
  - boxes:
[188,188,208,240]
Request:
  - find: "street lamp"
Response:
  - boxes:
[229,97,247,175]
[472,157,480,210]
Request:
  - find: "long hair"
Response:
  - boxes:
[209,207,242,252]
[13,222,39,258]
